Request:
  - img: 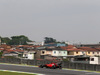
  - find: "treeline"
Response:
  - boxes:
[0,35,32,45]
[0,36,67,45]
[44,37,67,45]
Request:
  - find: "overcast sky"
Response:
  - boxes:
[0,0,100,44]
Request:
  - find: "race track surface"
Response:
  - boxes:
[0,64,99,75]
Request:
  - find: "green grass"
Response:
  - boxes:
[0,71,36,75]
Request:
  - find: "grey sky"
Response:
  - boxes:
[0,0,100,44]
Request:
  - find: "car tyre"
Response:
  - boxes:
[52,65,56,69]
[59,66,62,69]
[39,65,44,68]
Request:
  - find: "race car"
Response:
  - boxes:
[39,62,62,69]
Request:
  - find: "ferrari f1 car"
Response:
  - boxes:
[39,62,62,69]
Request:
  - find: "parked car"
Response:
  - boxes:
[39,62,62,69]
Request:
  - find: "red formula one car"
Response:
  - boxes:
[39,62,62,69]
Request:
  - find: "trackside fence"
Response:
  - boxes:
[62,61,100,71]
[0,58,100,71]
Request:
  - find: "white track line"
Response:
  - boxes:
[0,63,38,68]
[0,69,44,75]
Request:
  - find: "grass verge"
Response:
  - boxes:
[63,68,100,73]
[0,70,36,75]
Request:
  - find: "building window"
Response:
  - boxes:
[68,52,69,54]
[59,51,60,53]
[97,52,99,54]
[91,58,94,61]
[42,51,45,54]
[93,52,94,54]
[76,52,78,54]
[64,51,66,54]
[54,51,56,54]
[88,52,90,54]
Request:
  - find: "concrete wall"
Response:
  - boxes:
[61,51,67,56]
[34,50,41,59]
[98,57,100,64]
[52,50,59,56]
[68,52,74,55]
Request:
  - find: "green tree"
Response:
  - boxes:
[0,51,3,58]
[10,35,32,45]
[44,37,56,44]
[1,37,11,45]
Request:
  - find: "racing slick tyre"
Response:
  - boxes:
[59,66,62,69]
[39,65,44,68]
[52,65,56,69]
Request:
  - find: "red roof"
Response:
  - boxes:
[62,46,100,52]
[6,49,24,52]
[17,45,34,48]
[78,47,99,51]
[0,48,4,51]
[67,48,83,51]
[61,45,76,50]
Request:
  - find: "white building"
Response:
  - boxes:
[90,57,100,64]
[23,51,36,60]
[27,41,44,46]
[52,50,67,57]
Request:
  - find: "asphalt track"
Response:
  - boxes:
[0,64,100,75]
